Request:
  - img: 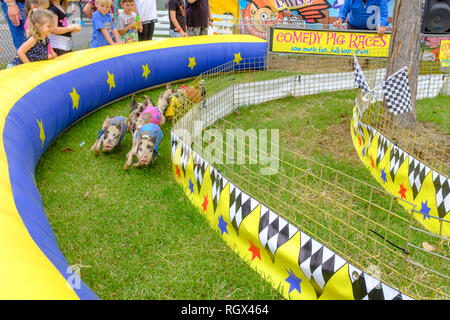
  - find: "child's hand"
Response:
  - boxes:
[71,24,82,32]
[128,21,137,29]
[138,24,143,32]
[48,51,57,59]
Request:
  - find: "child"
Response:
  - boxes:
[117,0,142,43]
[90,0,121,48]
[83,0,115,21]
[9,8,56,66]
[48,0,82,55]
[24,0,57,59]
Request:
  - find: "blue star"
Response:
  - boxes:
[381,168,387,184]
[218,215,228,236]
[420,201,431,220]
[285,269,302,294]
[362,146,366,157]
[188,179,194,195]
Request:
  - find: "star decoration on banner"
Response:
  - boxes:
[106,71,116,91]
[358,136,362,146]
[381,168,387,184]
[37,119,45,149]
[285,269,302,294]
[362,146,366,157]
[142,64,150,79]
[175,165,181,179]
[399,183,407,199]
[370,155,375,169]
[233,52,242,64]
[248,240,261,261]
[218,215,228,236]
[188,179,194,195]
[202,194,209,213]
[419,201,431,220]
[70,87,80,110]
[188,57,196,70]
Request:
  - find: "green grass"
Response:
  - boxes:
[416,95,450,134]
[35,86,282,300]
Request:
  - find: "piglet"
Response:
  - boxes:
[91,116,129,156]
[124,123,163,169]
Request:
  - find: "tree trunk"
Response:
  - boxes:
[385,0,422,123]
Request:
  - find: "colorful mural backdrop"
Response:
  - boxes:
[239,0,395,38]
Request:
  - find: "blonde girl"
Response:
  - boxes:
[48,0,81,55]
[9,8,55,66]
[24,0,57,59]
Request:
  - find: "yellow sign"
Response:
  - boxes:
[270,28,391,57]
[439,40,450,67]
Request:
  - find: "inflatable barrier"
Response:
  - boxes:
[0,35,267,299]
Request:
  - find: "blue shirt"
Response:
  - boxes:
[91,10,116,48]
[338,0,389,30]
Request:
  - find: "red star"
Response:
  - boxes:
[370,155,375,169]
[202,194,209,213]
[175,165,181,179]
[358,136,362,146]
[248,240,261,261]
[399,183,407,199]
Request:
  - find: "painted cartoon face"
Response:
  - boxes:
[249,4,279,32]
[102,124,122,152]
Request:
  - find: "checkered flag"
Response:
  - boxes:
[354,55,371,93]
[382,66,412,115]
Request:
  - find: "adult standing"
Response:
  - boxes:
[333,0,388,36]
[185,0,212,37]
[168,0,187,37]
[1,0,26,50]
[134,0,157,41]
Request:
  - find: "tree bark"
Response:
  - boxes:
[385,0,423,123]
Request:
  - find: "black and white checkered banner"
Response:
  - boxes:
[382,66,412,115]
[353,55,371,93]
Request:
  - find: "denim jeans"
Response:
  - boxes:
[1,1,26,50]
[169,29,183,38]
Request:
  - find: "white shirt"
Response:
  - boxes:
[134,0,158,22]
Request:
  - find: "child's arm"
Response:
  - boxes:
[53,24,82,34]
[100,28,117,45]
[118,20,137,35]
[48,46,57,59]
[17,37,38,64]
[112,28,121,44]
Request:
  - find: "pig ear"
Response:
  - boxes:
[150,133,157,145]
[166,83,171,90]
[103,117,111,128]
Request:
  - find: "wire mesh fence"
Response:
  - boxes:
[171,54,449,299]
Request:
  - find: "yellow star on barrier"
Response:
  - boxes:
[70,87,80,110]
[188,57,196,70]
[142,64,151,79]
[234,52,243,64]
[37,119,45,148]
[106,71,115,91]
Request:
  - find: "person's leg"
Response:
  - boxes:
[199,26,208,35]
[138,23,148,41]
[147,21,155,40]
[1,1,26,50]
